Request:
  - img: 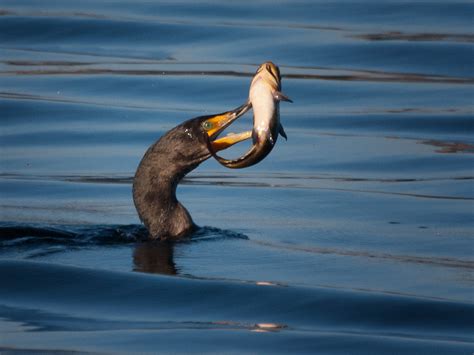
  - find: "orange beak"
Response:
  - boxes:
[203,101,253,152]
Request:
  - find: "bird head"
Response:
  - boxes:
[166,102,252,170]
[200,102,252,153]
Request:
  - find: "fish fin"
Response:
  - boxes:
[279,124,288,140]
[274,91,293,103]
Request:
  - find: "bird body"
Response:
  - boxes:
[133,106,250,240]
[133,120,206,239]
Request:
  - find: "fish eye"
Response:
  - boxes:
[202,121,213,130]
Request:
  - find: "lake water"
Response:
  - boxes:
[1,1,473,354]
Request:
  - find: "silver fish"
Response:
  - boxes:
[211,61,291,168]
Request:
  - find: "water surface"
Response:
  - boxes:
[0,1,473,354]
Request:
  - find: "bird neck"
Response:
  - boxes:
[133,141,201,240]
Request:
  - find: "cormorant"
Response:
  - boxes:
[133,103,251,240]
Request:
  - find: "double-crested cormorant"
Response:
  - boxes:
[133,103,251,240]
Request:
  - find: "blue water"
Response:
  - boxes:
[1,1,473,354]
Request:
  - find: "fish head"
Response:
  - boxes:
[251,61,282,93]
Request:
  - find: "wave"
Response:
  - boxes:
[0,223,247,249]
[2,7,474,44]
[351,31,474,43]
[0,259,473,354]
[1,172,473,201]
[2,64,472,84]
[1,222,472,277]
[253,240,474,270]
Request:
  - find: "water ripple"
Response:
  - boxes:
[352,31,474,43]
[1,172,472,201]
[1,65,473,84]
[253,240,474,270]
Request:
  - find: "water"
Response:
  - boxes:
[1,1,473,353]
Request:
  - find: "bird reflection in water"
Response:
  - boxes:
[133,241,177,275]
[132,227,249,276]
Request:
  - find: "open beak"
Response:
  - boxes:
[205,102,253,152]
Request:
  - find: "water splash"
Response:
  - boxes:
[0,222,247,249]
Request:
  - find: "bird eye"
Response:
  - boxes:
[202,121,213,131]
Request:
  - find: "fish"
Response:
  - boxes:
[210,61,291,168]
